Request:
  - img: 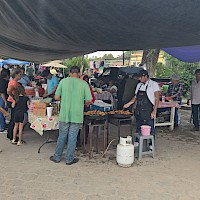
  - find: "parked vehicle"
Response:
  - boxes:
[91,66,143,86]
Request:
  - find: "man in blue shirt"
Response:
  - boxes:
[42,69,59,98]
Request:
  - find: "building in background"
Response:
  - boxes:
[130,50,166,66]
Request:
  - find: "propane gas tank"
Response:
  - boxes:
[116,136,134,167]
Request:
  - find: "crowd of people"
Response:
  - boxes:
[0,66,199,165]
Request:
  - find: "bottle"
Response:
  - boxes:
[162,95,165,102]
[35,88,39,97]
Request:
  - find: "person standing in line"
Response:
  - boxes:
[11,86,30,146]
[42,69,59,98]
[0,68,10,132]
[50,66,92,165]
[187,69,200,131]
[124,70,160,136]
[7,68,21,140]
[166,75,183,128]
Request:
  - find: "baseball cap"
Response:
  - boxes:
[138,69,149,77]
[195,69,200,74]
[170,74,180,80]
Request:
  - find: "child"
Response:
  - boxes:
[11,86,30,146]
[36,82,45,97]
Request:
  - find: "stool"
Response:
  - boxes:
[135,135,155,160]
[83,119,107,159]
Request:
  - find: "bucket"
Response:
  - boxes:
[141,125,151,136]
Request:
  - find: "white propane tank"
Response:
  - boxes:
[116,136,134,167]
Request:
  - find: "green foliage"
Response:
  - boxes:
[62,56,89,75]
[102,53,114,60]
[155,53,199,97]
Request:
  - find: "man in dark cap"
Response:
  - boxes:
[187,69,200,131]
[50,66,92,165]
[124,70,160,136]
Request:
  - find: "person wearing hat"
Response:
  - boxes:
[124,70,160,135]
[42,69,59,98]
[166,74,183,128]
[187,69,200,131]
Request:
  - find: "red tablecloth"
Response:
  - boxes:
[158,101,180,108]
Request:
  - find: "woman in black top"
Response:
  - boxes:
[0,69,10,132]
[11,86,29,146]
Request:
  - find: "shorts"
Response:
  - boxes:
[14,113,24,123]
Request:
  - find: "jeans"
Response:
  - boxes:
[53,122,81,163]
[0,97,6,131]
[192,104,200,128]
[136,119,155,136]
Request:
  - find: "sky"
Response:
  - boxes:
[87,51,123,58]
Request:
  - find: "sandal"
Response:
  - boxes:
[17,141,25,146]
[11,140,17,144]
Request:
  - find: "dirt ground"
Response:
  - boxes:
[0,108,200,200]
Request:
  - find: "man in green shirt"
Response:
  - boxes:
[50,66,92,165]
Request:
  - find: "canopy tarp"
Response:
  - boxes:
[2,58,30,65]
[162,45,200,63]
[1,0,200,62]
[43,62,67,68]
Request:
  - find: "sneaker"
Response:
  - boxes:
[17,141,25,146]
[11,140,17,144]
[66,158,79,165]
[49,156,60,163]
[0,129,7,133]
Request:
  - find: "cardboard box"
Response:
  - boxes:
[33,102,47,108]
[33,108,46,116]
[32,102,47,116]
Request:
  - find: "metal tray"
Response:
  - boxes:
[84,115,107,120]
[109,114,132,119]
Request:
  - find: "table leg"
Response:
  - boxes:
[89,125,93,159]
[38,131,57,153]
[118,121,120,142]
[83,124,86,154]
[169,107,175,131]
[96,127,99,153]
[103,124,107,155]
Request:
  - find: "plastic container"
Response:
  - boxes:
[46,107,53,117]
[141,125,151,136]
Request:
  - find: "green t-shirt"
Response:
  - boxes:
[55,77,92,123]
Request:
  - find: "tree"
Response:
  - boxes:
[141,49,160,77]
[62,56,89,74]
[102,54,114,60]
[155,53,199,97]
